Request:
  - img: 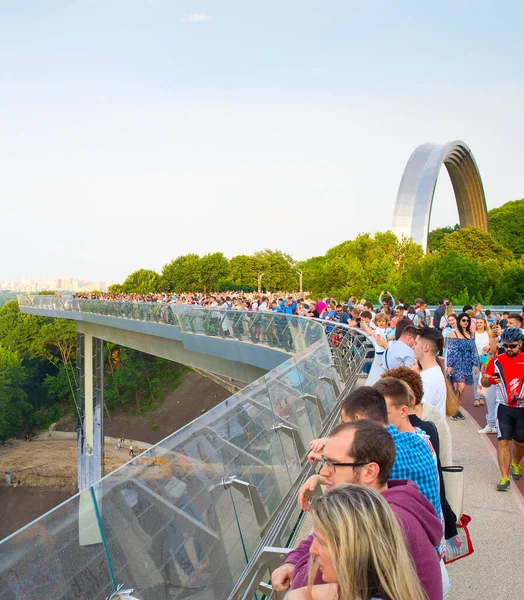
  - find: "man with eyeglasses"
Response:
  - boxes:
[481,327,524,491]
[271,418,444,600]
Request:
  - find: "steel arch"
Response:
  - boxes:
[392,140,488,251]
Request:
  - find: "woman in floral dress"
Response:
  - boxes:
[446,312,479,421]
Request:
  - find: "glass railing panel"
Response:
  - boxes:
[263,370,309,479]
[206,392,293,516]
[0,489,114,600]
[296,352,338,418]
[91,439,248,599]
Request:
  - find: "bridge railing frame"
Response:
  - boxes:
[3,299,373,600]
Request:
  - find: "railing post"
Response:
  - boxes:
[300,393,326,420]
[271,423,306,459]
[222,475,269,530]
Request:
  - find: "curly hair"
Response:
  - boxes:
[381,366,424,404]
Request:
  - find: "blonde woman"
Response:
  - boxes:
[439,303,454,330]
[287,485,427,600]
[472,317,497,406]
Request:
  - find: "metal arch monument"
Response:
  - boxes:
[392,140,489,251]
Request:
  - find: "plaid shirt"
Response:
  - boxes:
[387,425,442,519]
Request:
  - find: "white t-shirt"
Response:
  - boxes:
[474,331,489,356]
[421,366,447,418]
[372,327,386,352]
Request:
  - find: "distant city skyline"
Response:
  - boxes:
[1,1,523,282]
[0,277,113,293]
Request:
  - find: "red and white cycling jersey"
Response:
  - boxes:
[485,353,524,407]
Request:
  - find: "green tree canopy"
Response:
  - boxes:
[0,345,31,440]
[488,199,524,258]
[229,254,263,290]
[427,224,460,253]
[299,232,424,301]
[161,253,202,292]
[200,252,230,293]
[439,227,514,262]
[120,269,162,294]
[254,249,296,291]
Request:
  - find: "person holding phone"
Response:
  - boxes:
[481,327,524,491]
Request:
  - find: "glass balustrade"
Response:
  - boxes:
[6,298,373,599]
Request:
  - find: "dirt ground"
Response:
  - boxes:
[103,370,231,444]
[0,484,75,541]
[55,370,231,445]
[0,370,231,541]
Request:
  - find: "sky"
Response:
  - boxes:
[1,0,523,283]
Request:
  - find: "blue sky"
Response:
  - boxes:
[1,0,523,282]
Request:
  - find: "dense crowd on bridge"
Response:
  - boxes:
[67,290,524,599]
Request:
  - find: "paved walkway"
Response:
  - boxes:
[446,391,524,599]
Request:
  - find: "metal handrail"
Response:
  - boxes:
[227,341,369,600]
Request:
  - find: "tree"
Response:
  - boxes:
[0,301,76,411]
[0,345,31,439]
[254,249,296,291]
[488,199,524,258]
[120,269,162,294]
[229,254,263,290]
[200,252,230,292]
[0,301,50,359]
[161,254,202,292]
[439,227,514,263]
[427,225,460,253]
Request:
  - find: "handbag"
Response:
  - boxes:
[441,465,464,519]
[444,514,474,563]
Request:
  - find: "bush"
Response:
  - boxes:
[151,424,158,431]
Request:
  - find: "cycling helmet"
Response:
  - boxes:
[501,327,522,343]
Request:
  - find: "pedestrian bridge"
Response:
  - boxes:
[1,298,372,600]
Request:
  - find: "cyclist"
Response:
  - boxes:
[481,327,524,491]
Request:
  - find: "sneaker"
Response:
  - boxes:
[451,411,466,421]
[497,477,510,491]
[477,425,497,434]
[511,461,522,480]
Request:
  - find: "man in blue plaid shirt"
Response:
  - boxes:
[340,387,442,520]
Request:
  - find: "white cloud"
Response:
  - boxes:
[181,12,213,23]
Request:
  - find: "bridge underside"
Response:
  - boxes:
[21,306,289,383]
[76,321,268,384]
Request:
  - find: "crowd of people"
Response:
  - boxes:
[68,290,524,599]
[271,321,524,599]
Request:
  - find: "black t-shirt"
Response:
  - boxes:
[433,305,446,330]
[409,415,440,458]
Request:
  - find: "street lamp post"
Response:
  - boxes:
[296,270,303,294]
[257,272,264,293]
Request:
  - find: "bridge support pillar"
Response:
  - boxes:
[77,332,104,490]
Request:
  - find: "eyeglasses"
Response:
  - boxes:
[320,455,369,473]
[503,343,520,349]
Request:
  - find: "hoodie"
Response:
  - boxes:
[287,480,443,600]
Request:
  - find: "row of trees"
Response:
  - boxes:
[113,199,524,305]
[111,249,299,294]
